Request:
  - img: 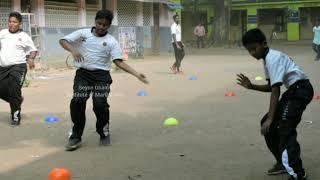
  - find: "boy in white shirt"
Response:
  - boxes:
[170,14,185,74]
[312,19,320,61]
[60,10,148,151]
[237,28,313,180]
[0,12,37,126]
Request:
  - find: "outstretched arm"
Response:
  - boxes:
[236,73,271,92]
[113,59,148,84]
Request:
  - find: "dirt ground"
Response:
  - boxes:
[0,43,319,180]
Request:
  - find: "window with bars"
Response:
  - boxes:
[45,1,78,28]
[86,0,98,27]
[0,0,11,29]
[117,1,138,26]
[143,3,153,26]
[21,0,32,13]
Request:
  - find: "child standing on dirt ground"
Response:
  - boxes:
[0,12,37,126]
[59,9,148,151]
[237,28,313,180]
[312,18,320,61]
[170,14,185,74]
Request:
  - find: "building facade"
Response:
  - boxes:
[181,0,320,44]
[0,0,178,61]
[231,0,320,43]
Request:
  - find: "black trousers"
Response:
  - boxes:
[0,63,27,114]
[196,36,204,48]
[261,80,313,178]
[172,42,185,69]
[312,43,320,60]
[70,68,112,139]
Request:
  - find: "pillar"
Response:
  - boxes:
[78,0,86,27]
[32,0,45,27]
[12,0,21,12]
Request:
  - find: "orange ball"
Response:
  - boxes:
[48,168,71,180]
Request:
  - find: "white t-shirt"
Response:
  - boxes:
[62,28,123,71]
[263,49,307,89]
[194,25,206,37]
[171,22,182,42]
[0,29,37,67]
[313,26,320,45]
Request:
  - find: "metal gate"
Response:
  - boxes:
[0,0,11,29]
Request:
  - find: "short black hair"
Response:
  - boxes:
[242,28,267,47]
[95,10,113,25]
[173,14,179,19]
[9,12,22,23]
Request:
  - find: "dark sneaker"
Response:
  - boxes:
[99,135,111,146]
[65,138,82,151]
[267,163,287,175]
[10,110,21,126]
[288,172,308,180]
[98,124,111,146]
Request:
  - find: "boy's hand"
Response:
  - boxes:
[72,51,84,62]
[176,43,181,49]
[137,73,148,84]
[261,118,272,135]
[27,58,35,69]
[236,73,252,89]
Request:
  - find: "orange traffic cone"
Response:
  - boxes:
[225,91,236,97]
[48,168,71,180]
[313,95,320,100]
[123,48,129,61]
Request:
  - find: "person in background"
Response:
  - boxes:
[194,23,206,48]
[312,18,320,61]
[170,14,185,74]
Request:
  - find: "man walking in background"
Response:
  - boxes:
[170,14,185,74]
[194,23,206,48]
[312,18,320,61]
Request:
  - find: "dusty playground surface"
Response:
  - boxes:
[0,43,319,180]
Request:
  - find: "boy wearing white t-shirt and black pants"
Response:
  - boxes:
[60,10,148,151]
[0,12,37,126]
[237,28,313,180]
[312,19,320,61]
[170,14,185,74]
